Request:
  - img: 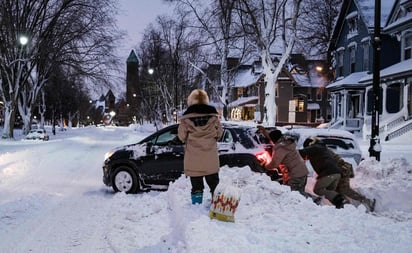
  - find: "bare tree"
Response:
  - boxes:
[295,0,341,60]
[137,13,202,124]
[236,0,302,125]
[0,0,123,138]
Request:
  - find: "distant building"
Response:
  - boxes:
[213,54,329,126]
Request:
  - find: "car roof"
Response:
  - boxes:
[284,128,357,140]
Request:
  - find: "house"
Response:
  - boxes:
[226,54,329,126]
[87,90,118,125]
[360,0,412,141]
[327,0,400,133]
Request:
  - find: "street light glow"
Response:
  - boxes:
[148,68,154,75]
[19,36,28,46]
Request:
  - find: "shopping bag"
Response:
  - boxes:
[209,183,241,222]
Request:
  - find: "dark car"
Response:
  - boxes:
[102,123,272,193]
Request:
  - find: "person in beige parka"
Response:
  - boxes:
[178,89,223,204]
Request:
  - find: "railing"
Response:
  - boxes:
[386,116,405,131]
[364,115,406,139]
[385,121,412,141]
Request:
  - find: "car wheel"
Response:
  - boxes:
[112,166,139,194]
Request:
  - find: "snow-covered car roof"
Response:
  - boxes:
[283,128,362,165]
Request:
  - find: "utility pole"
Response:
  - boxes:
[369,0,381,161]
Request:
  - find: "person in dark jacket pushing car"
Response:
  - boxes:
[299,138,348,209]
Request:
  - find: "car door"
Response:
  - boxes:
[140,126,184,185]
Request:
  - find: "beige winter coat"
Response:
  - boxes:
[265,137,309,179]
[178,113,223,177]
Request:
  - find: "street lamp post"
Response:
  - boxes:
[369,0,381,161]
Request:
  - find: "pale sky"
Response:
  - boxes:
[116,0,175,61]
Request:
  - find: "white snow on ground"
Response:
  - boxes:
[0,124,411,253]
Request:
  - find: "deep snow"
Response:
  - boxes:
[0,123,411,253]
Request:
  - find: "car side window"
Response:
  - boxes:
[323,138,354,150]
[219,130,233,143]
[154,129,182,146]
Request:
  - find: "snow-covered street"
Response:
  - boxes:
[0,125,411,253]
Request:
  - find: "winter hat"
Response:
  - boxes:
[269,130,283,143]
[187,89,209,106]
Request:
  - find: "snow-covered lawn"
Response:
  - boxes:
[0,124,411,253]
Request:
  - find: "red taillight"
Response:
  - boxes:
[255,150,272,165]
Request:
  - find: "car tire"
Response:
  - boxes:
[112,166,139,194]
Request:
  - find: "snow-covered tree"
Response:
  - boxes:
[0,0,123,138]
[168,0,253,118]
[237,0,302,125]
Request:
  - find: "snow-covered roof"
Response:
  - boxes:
[95,100,105,109]
[231,68,261,88]
[327,71,369,89]
[292,73,311,87]
[359,58,412,82]
[291,68,328,88]
[228,96,258,107]
[385,14,412,30]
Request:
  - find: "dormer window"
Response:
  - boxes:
[346,11,359,38]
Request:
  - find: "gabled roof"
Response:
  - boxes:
[230,66,261,88]
[330,0,394,50]
[384,0,412,33]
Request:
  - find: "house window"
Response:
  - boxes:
[316,89,322,101]
[307,88,312,101]
[349,46,356,73]
[404,33,412,60]
[237,88,243,98]
[338,51,344,76]
[386,83,403,113]
[362,42,369,71]
[295,100,304,112]
[346,12,359,38]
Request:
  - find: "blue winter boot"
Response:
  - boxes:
[191,191,203,205]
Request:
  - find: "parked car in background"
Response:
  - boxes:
[283,128,363,165]
[102,123,273,193]
[25,128,49,141]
